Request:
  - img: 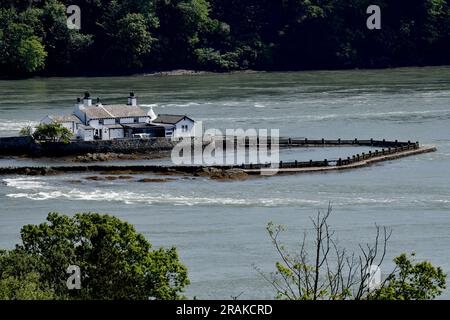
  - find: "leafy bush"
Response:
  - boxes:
[0,212,190,300]
[32,123,73,143]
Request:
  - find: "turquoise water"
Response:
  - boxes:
[1,67,450,299]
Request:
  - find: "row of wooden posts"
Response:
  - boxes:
[218,137,420,148]
[235,140,420,170]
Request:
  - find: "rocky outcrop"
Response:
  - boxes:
[195,167,249,180]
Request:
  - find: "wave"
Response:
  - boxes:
[2,177,50,190]
[0,119,37,132]
[6,188,449,208]
[159,102,202,108]
[5,188,322,207]
[199,109,450,123]
[3,177,449,208]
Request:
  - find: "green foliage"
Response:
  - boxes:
[261,207,447,300]
[32,123,73,143]
[370,253,447,300]
[115,13,155,68]
[1,0,450,75]
[0,250,56,300]
[0,7,47,74]
[19,125,33,136]
[0,212,189,300]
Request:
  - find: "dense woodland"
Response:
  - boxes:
[1,0,450,77]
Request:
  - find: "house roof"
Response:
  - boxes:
[153,114,194,125]
[83,104,148,119]
[103,124,123,129]
[48,114,82,123]
[122,123,164,129]
[79,124,94,130]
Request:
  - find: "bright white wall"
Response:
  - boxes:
[119,118,135,124]
[174,118,195,137]
[109,128,124,139]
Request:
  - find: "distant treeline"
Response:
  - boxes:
[1,0,450,77]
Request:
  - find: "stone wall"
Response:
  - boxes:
[0,136,34,155]
[0,137,176,157]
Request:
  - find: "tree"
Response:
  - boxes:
[32,123,73,143]
[257,205,446,300]
[115,13,156,69]
[0,250,56,300]
[0,212,190,300]
[19,125,33,136]
[0,7,47,74]
[369,253,447,300]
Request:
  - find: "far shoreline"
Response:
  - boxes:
[2,64,450,80]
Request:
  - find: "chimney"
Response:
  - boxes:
[74,97,86,124]
[128,92,137,107]
[83,92,92,107]
[74,97,84,111]
[96,97,103,107]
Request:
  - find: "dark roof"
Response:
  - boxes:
[83,104,148,119]
[121,123,160,129]
[48,114,81,123]
[153,114,194,125]
[79,124,94,130]
[103,124,123,129]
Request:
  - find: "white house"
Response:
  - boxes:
[41,114,82,134]
[40,92,196,141]
[152,114,195,138]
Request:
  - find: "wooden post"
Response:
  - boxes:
[338,138,341,145]
[322,138,325,145]
[370,138,373,146]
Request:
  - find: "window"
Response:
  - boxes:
[99,119,104,125]
[134,118,138,123]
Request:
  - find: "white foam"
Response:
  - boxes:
[160,102,201,108]
[5,184,321,207]
[0,120,38,132]
[2,177,50,190]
